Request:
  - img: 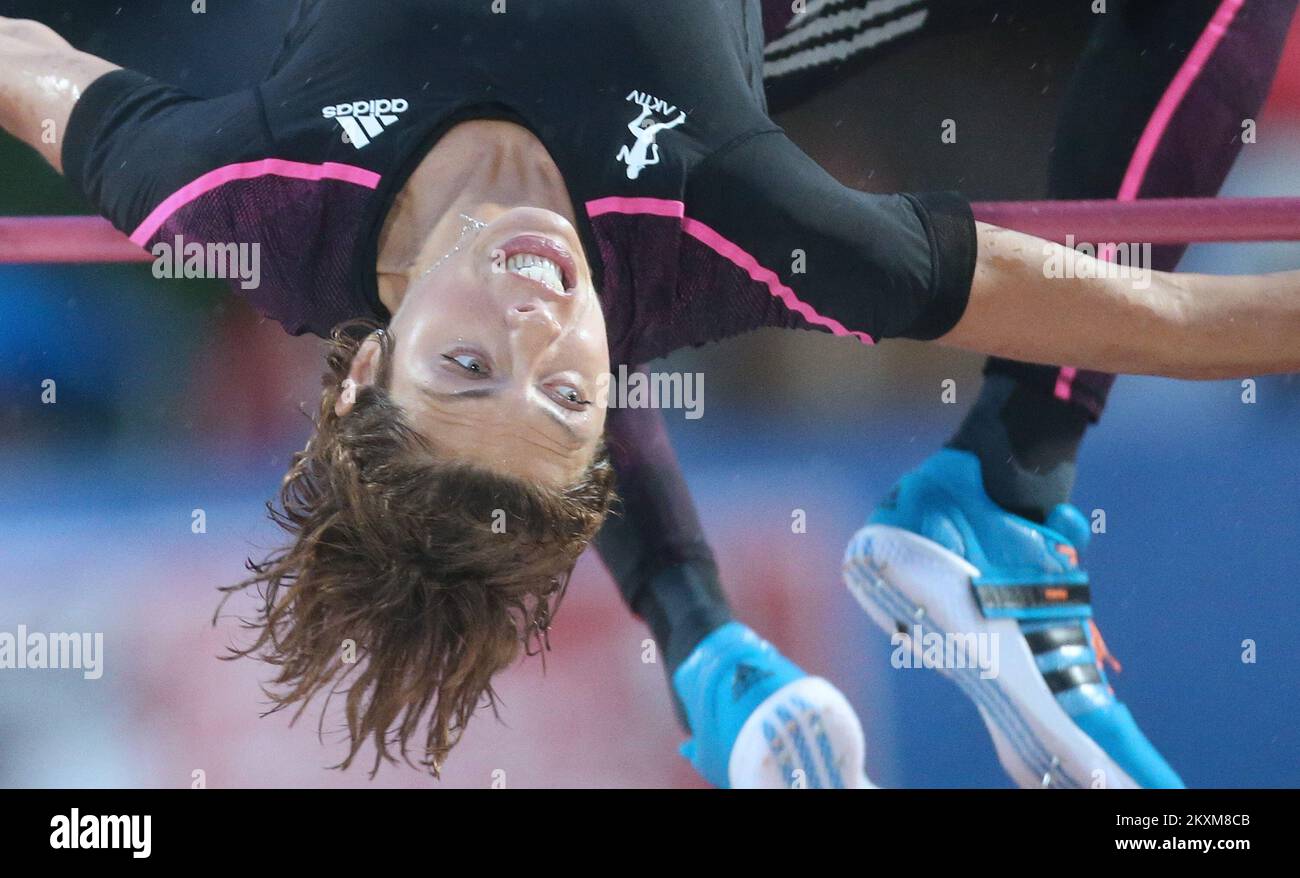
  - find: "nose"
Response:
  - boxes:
[508,301,563,343]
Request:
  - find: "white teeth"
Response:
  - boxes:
[505,253,566,293]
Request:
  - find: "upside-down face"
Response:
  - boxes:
[340,206,609,485]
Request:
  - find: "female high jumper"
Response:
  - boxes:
[2,1,1297,784]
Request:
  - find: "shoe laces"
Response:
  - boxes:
[1089,619,1123,675]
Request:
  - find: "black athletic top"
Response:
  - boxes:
[63,0,977,365]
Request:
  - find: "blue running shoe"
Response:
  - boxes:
[842,449,1183,789]
[673,622,875,788]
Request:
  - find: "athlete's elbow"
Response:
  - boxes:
[0,18,69,49]
[0,19,69,59]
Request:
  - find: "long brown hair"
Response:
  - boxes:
[218,321,615,776]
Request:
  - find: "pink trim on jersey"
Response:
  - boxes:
[585,196,875,344]
[586,196,686,219]
[1055,0,1244,403]
[681,217,875,343]
[128,159,382,246]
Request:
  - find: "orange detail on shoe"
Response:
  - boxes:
[1044,587,1070,602]
[1089,619,1123,674]
[1056,543,1079,567]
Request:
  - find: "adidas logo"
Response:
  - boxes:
[879,485,900,510]
[322,98,409,149]
[731,662,773,700]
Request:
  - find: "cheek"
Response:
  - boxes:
[391,284,500,364]
[575,309,610,366]
[398,263,494,328]
[590,405,610,438]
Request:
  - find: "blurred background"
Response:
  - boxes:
[1,1,1297,788]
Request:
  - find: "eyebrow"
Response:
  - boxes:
[421,386,582,444]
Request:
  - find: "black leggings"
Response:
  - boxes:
[996,0,1297,418]
[767,0,1299,421]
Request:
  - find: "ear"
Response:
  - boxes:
[334,333,384,417]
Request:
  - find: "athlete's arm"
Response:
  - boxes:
[692,127,1300,380]
[0,17,119,173]
[2,29,268,262]
[940,222,1300,380]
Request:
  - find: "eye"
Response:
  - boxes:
[443,352,490,377]
[550,382,592,411]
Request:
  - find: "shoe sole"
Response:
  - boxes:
[843,524,1137,789]
[729,677,876,789]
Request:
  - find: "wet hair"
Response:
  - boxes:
[218,320,615,777]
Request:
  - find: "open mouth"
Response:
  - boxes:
[499,235,577,295]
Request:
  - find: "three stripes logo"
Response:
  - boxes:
[322,98,409,150]
[763,0,930,80]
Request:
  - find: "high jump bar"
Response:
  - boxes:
[1,197,1299,264]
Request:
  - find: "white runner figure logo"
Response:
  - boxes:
[617,104,687,180]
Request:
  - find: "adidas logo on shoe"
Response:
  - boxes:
[731,662,773,700]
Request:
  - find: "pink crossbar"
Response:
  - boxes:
[3,197,1300,264]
